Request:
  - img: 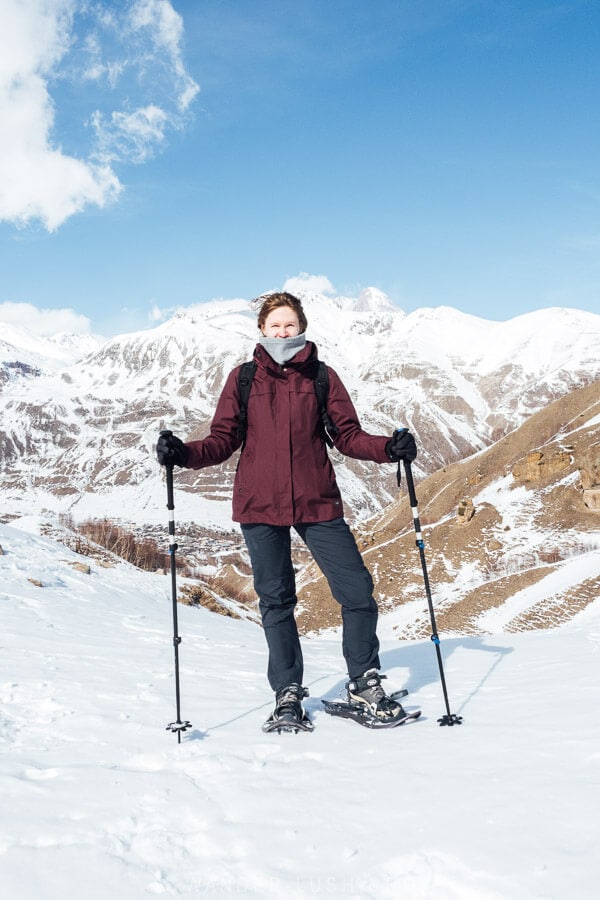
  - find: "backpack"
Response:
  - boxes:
[236,360,338,448]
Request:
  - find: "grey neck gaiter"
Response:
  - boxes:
[259,332,307,365]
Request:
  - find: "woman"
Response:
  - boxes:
[156,292,417,731]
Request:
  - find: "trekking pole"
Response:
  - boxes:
[161,430,192,743]
[398,457,462,726]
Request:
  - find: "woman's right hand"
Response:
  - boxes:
[156,431,189,467]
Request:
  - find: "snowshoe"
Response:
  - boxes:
[262,683,314,734]
[322,671,421,729]
[321,699,421,729]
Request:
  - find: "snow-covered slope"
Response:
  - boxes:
[1,518,598,899]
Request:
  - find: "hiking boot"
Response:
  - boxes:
[346,669,405,719]
[274,683,308,723]
[262,683,314,733]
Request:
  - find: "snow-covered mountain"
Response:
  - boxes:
[0,291,598,528]
[0,322,101,387]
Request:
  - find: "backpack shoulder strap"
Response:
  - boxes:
[314,361,338,448]
[237,359,337,449]
[236,361,257,444]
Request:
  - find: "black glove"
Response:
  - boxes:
[385,428,417,463]
[156,431,189,467]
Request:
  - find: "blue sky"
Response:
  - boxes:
[0,0,599,337]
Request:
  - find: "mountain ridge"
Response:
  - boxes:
[0,294,598,529]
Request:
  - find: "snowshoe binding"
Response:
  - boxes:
[262,683,314,734]
[322,670,421,729]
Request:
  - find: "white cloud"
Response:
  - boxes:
[90,105,169,164]
[80,32,126,87]
[0,0,199,231]
[0,301,92,335]
[0,0,121,230]
[283,273,337,296]
[129,0,199,112]
[148,303,165,323]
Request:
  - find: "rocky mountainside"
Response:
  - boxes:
[1,292,599,529]
[295,379,600,636]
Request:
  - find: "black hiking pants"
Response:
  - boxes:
[241,518,380,693]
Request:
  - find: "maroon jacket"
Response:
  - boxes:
[184,341,390,526]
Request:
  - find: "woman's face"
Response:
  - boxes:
[261,306,301,338]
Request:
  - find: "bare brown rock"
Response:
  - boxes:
[583,489,600,512]
[512,449,572,482]
[456,498,475,525]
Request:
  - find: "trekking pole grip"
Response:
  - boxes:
[402,459,418,508]
[160,430,176,511]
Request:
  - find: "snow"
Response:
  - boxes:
[0,323,101,370]
[476,550,600,632]
[1,519,599,899]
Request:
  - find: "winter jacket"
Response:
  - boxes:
[184,341,390,526]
